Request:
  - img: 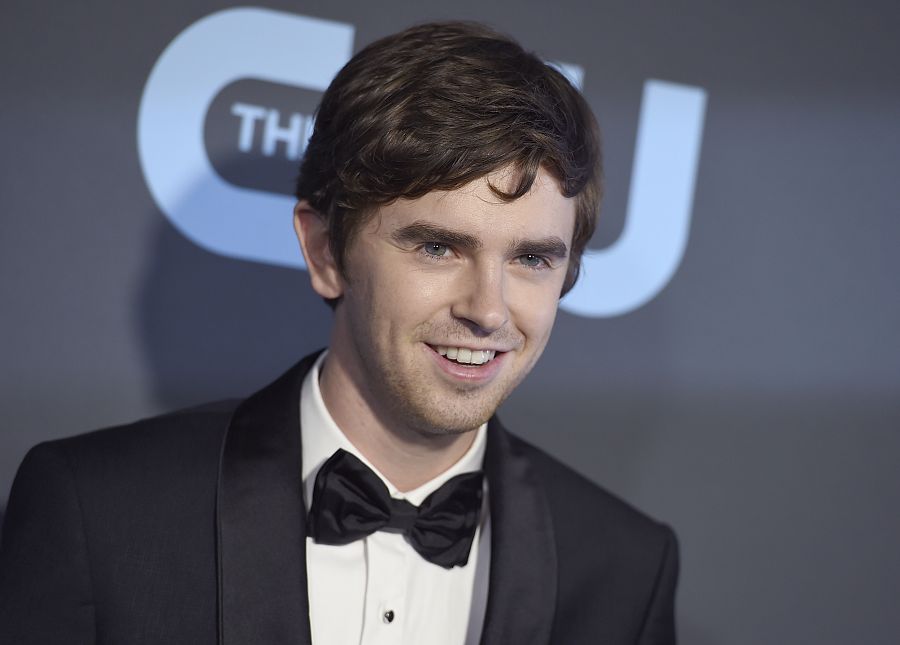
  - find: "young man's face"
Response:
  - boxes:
[320,166,576,436]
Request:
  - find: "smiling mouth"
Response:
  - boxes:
[432,345,499,365]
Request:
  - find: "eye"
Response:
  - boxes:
[518,253,548,269]
[423,242,450,257]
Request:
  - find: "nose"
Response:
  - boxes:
[450,260,509,334]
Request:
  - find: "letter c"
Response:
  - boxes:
[137,8,355,269]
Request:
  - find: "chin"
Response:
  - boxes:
[389,388,501,437]
[411,402,495,436]
[416,392,505,435]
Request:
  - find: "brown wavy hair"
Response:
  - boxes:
[295,21,602,295]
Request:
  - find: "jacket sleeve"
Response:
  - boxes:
[0,442,96,644]
[637,526,679,645]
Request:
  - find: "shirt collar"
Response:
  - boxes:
[300,350,487,510]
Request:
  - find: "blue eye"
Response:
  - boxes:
[519,254,545,268]
[424,243,449,257]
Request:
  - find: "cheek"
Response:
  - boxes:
[410,274,452,304]
[509,279,562,339]
[513,301,560,361]
[364,259,452,333]
[525,305,560,347]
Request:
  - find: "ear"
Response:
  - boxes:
[293,200,344,300]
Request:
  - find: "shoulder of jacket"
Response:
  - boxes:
[28,399,241,482]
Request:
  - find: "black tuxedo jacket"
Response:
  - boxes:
[0,353,678,644]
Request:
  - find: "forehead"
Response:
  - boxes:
[372,167,576,242]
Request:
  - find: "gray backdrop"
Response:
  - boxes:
[2,1,899,643]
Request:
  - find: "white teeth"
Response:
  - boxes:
[433,346,497,365]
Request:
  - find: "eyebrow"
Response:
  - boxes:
[391,222,483,250]
[508,237,569,260]
[391,220,569,259]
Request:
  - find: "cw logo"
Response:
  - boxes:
[137,8,706,317]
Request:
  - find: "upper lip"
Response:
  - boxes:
[427,343,509,353]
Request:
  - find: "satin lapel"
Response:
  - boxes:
[480,418,557,645]
[216,353,320,645]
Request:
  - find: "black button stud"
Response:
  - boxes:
[383,610,395,624]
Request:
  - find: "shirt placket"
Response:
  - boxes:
[361,531,409,645]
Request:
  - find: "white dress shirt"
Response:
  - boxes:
[300,351,491,645]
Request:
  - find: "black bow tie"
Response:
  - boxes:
[307,449,484,569]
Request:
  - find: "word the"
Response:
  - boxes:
[231,102,315,160]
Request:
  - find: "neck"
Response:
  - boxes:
[318,349,478,492]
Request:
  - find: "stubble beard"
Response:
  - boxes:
[363,328,533,440]
[388,375,501,437]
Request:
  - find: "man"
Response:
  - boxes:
[0,21,677,645]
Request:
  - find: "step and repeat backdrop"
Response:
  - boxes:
[2,1,898,643]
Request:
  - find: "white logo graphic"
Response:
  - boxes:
[138,8,354,269]
[231,102,316,160]
[137,8,706,317]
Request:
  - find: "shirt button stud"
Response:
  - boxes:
[383,610,395,624]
